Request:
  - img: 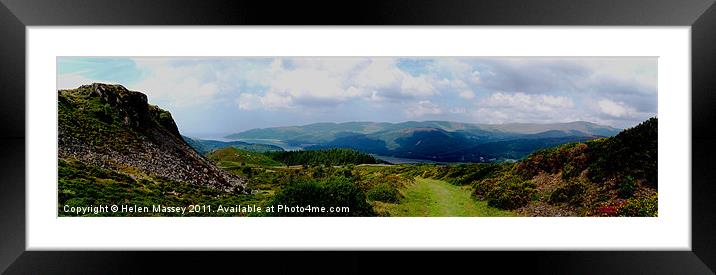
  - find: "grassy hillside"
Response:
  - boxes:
[208,147,284,167]
[501,117,658,216]
[517,117,657,187]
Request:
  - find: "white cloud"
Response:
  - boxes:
[287,58,367,76]
[427,59,480,96]
[132,72,220,108]
[125,59,225,109]
[405,100,443,118]
[459,90,476,99]
[577,58,657,93]
[471,70,482,84]
[261,92,294,109]
[271,67,346,101]
[241,58,437,110]
[472,108,511,124]
[399,74,435,97]
[541,95,573,107]
[428,58,472,78]
[472,92,577,124]
[449,107,467,114]
[351,58,435,99]
[597,99,636,118]
[482,92,574,110]
[237,91,295,111]
[236,93,261,110]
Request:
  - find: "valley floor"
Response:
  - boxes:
[373,177,513,217]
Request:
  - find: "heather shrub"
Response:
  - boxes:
[548,178,586,206]
[269,177,375,216]
[366,183,401,203]
[475,171,535,210]
[618,194,658,217]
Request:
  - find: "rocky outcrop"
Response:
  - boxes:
[58,83,246,193]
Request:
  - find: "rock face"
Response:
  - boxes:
[58,83,246,192]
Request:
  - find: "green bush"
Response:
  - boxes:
[366,183,400,203]
[548,179,586,206]
[443,163,500,186]
[94,103,114,123]
[241,166,253,176]
[487,181,535,210]
[475,171,535,210]
[617,176,636,198]
[268,177,375,216]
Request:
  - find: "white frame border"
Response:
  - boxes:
[27,26,690,250]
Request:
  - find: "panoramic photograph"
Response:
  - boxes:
[57,57,657,217]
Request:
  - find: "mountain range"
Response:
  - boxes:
[226,121,620,162]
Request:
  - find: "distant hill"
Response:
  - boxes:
[226,120,620,162]
[58,83,246,192]
[183,136,284,155]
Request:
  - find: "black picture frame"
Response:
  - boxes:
[1,0,715,273]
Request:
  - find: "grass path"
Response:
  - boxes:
[375,177,513,217]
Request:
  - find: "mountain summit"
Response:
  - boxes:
[58,83,246,192]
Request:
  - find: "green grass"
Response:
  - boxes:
[208,147,284,167]
[374,177,513,217]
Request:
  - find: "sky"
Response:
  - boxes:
[57,57,657,137]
